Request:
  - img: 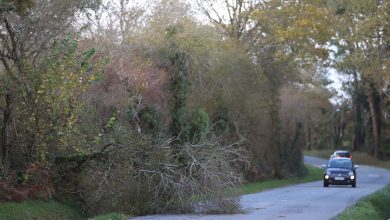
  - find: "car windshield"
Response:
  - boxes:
[336,152,350,157]
[328,159,352,169]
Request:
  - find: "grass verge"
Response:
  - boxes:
[0,200,127,220]
[88,213,127,220]
[241,165,323,195]
[334,184,390,220]
[0,200,85,220]
[304,149,390,169]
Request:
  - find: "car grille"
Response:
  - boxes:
[331,171,349,176]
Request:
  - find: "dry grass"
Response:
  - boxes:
[304,149,390,169]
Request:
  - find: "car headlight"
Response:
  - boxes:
[325,175,329,179]
[348,172,353,176]
[350,175,355,180]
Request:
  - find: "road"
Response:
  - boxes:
[130,156,390,220]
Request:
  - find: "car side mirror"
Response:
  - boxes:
[354,165,359,169]
[321,164,326,169]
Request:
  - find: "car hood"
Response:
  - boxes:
[327,168,352,172]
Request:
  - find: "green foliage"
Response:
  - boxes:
[214,110,229,134]
[138,105,161,135]
[3,37,102,171]
[169,49,191,105]
[177,108,209,143]
[105,116,116,129]
[158,24,212,143]
[165,25,184,38]
[1,0,35,15]
[126,106,135,119]
[335,185,390,220]
[34,39,101,157]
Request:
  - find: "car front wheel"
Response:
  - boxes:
[323,181,329,187]
[352,182,356,188]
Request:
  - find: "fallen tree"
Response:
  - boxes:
[77,127,248,216]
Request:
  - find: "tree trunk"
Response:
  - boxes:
[1,90,11,164]
[352,71,364,151]
[367,84,380,158]
[352,103,364,151]
[306,119,312,151]
[268,90,282,178]
[332,109,344,149]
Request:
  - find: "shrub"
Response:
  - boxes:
[138,105,161,135]
[174,108,210,143]
[187,108,209,142]
[24,162,55,200]
[0,162,55,202]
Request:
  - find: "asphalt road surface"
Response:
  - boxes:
[130,156,390,220]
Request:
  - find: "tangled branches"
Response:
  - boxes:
[79,128,248,216]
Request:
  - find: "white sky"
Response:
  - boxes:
[326,68,349,105]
